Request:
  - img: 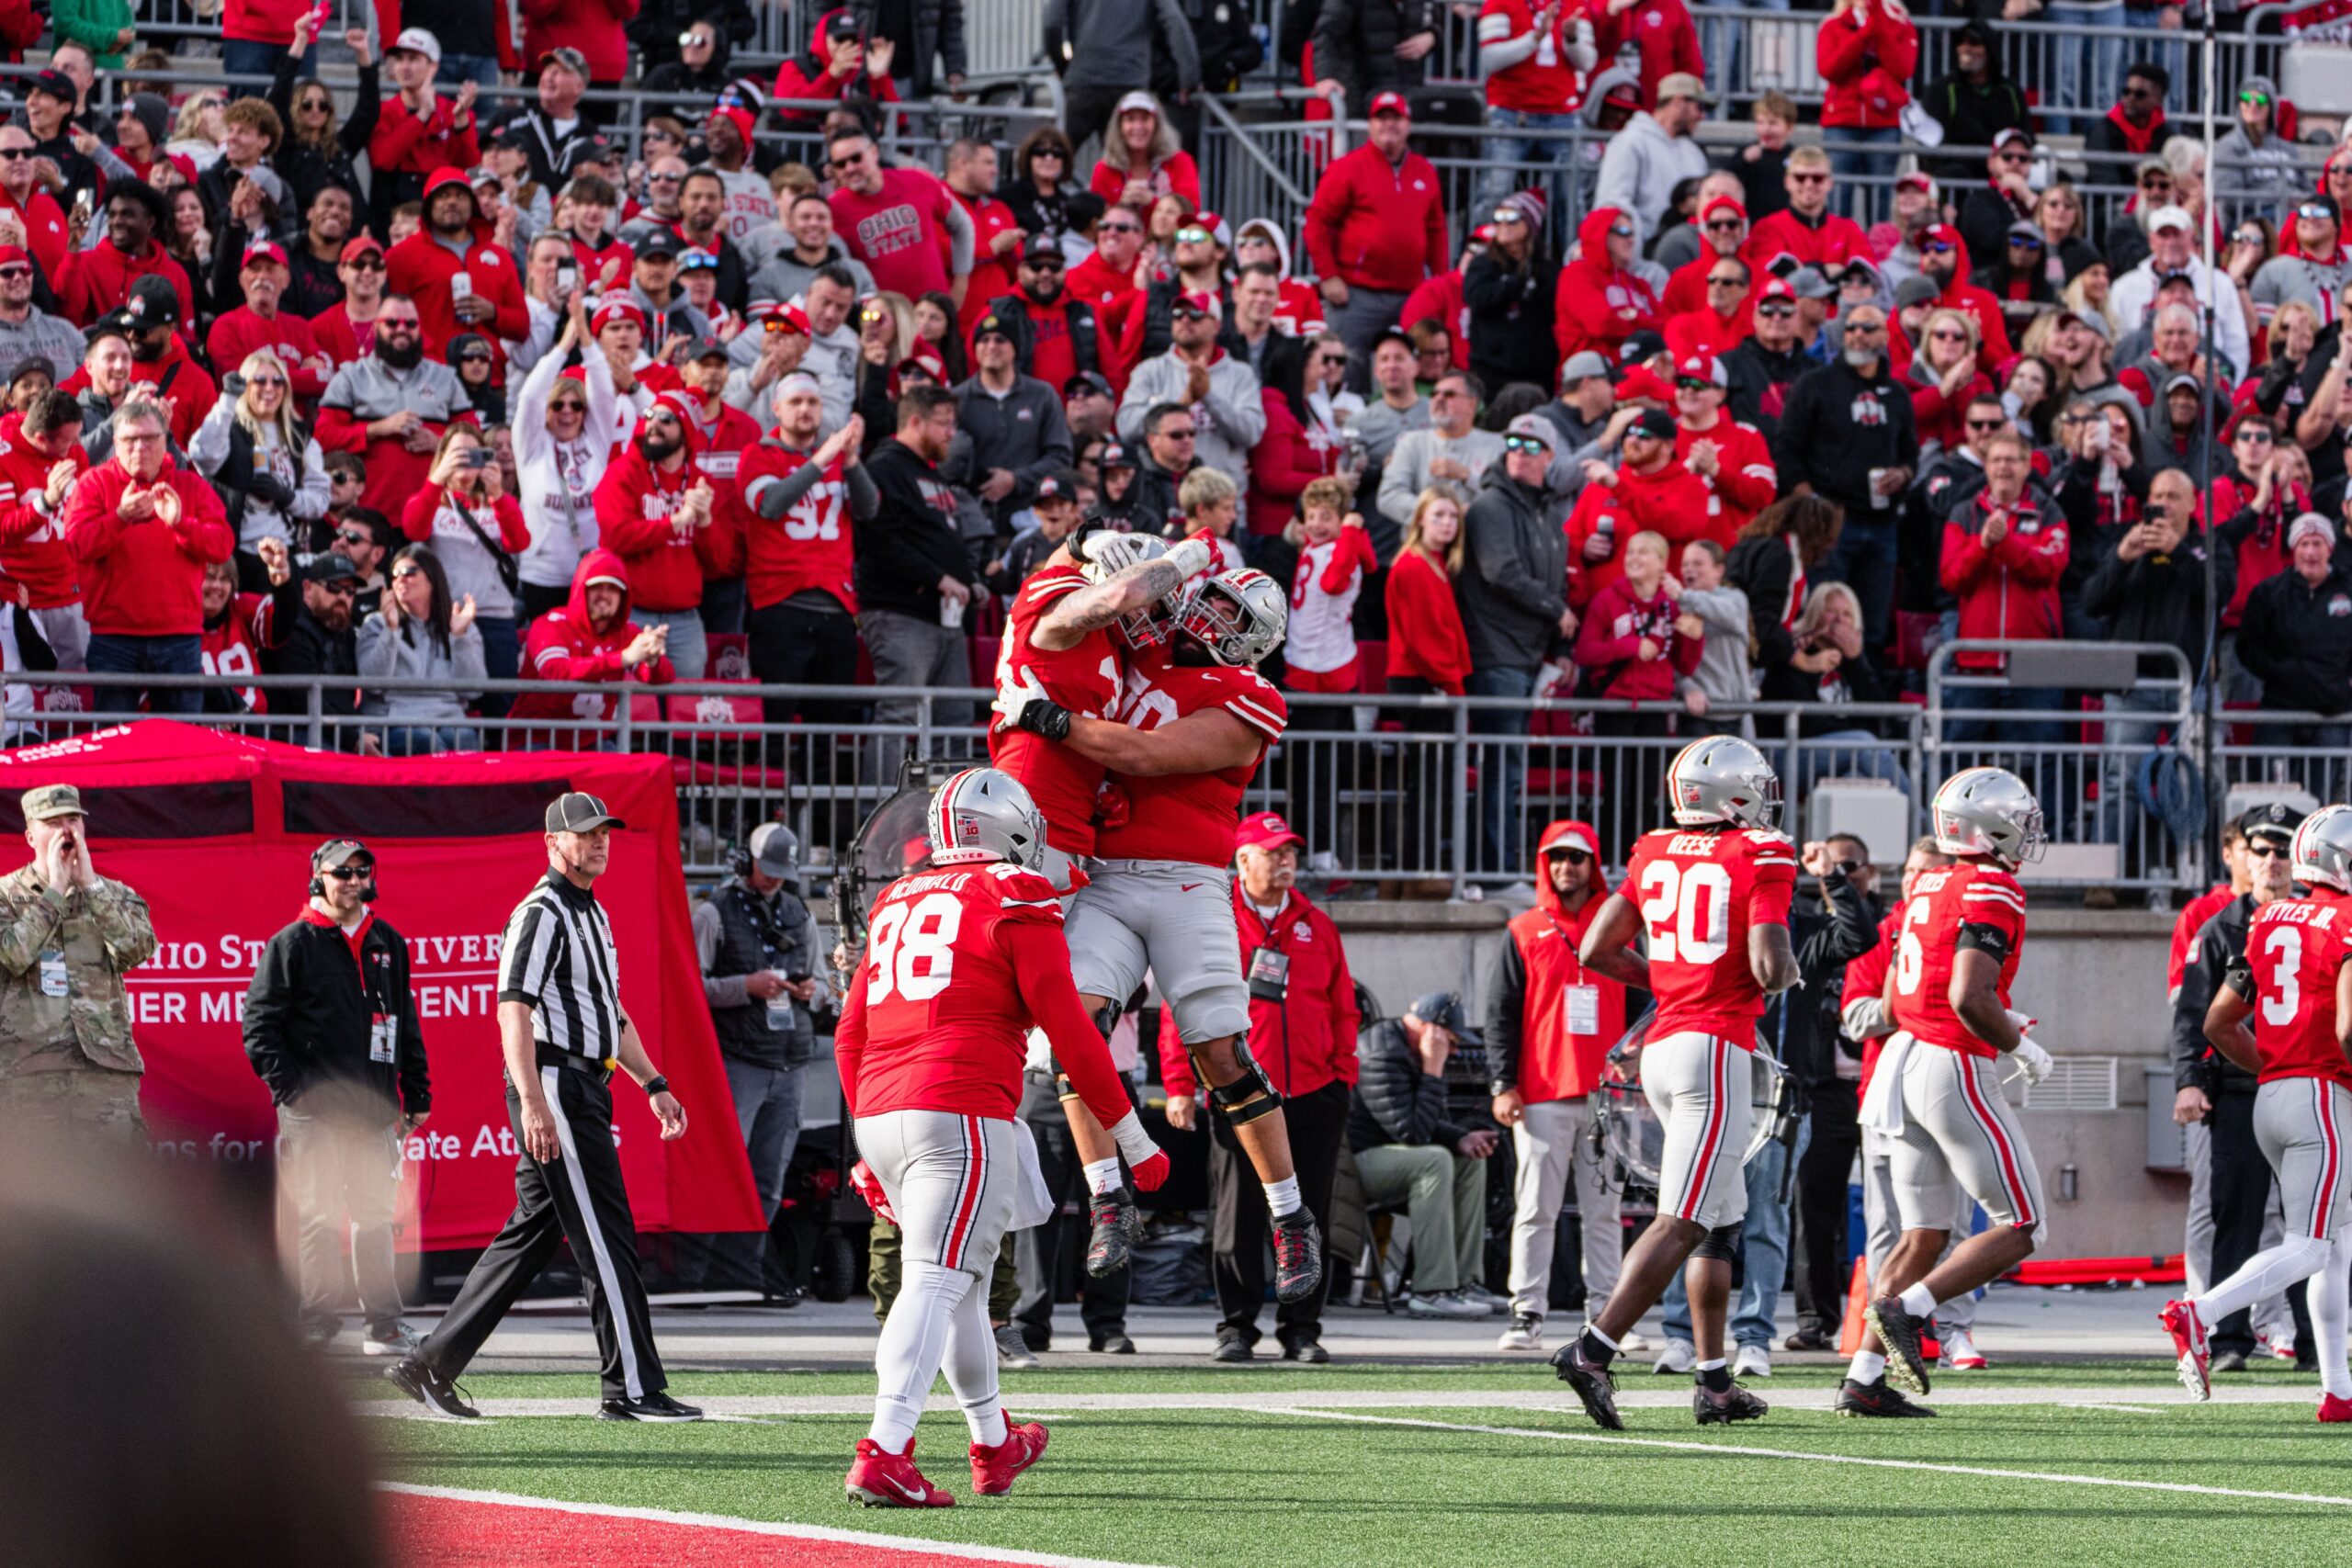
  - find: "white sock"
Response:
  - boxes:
[2317,1233,2352,1403]
[1585,1322,1620,1352]
[1849,1349,1887,1384]
[1083,1157,1124,1199]
[1695,1357,1726,1371]
[939,1274,1008,1448]
[1264,1176,1303,1218]
[1898,1282,1939,1319]
[868,1259,971,1450]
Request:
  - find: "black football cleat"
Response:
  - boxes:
[1863,1295,1932,1396]
[1834,1377,1936,1418]
[600,1391,705,1422]
[1551,1339,1625,1430]
[1693,1382,1769,1426]
[1271,1211,1324,1303]
[1085,1194,1142,1277]
[386,1356,480,1419]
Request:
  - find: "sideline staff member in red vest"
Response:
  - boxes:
[1487,818,1635,1354]
[1160,811,1359,1364]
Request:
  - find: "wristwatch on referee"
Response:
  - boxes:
[642,1074,670,1099]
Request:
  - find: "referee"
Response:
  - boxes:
[386,793,704,1422]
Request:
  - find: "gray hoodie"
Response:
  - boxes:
[746,245,876,316]
[1115,348,1266,485]
[1593,111,1710,250]
[1674,581,1754,724]
[1457,455,1569,674]
[356,615,487,723]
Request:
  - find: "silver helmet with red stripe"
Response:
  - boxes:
[1174,568,1286,667]
[2291,803,2352,891]
[1931,766,2046,867]
[1666,737,1781,829]
[926,766,1048,871]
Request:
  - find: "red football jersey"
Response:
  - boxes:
[736,438,856,614]
[1093,660,1287,866]
[1889,860,2026,1059]
[2246,891,2352,1089]
[1623,826,1796,1046]
[837,862,1068,1119]
[989,562,1124,857]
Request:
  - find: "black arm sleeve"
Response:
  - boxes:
[1486,929,1526,1092]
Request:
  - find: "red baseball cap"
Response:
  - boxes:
[773,301,812,335]
[1756,277,1796,304]
[1700,195,1747,225]
[1171,288,1221,319]
[1367,90,1411,119]
[0,244,28,268]
[1236,811,1304,852]
[339,235,383,264]
[1676,353,1726,389]
[241,241,289,270]
[592,298,646,333]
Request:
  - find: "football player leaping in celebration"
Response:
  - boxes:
[989,525,1216,1276]
[836,768,1170,1508]
[1845,766,2055,1417]
[994,567,1327,1305]
[2167,805,2352,1418]
[1555,738,1800,1428]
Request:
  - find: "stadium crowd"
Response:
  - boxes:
[0,0,2337,781]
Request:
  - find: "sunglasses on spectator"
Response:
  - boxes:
[1996,151,2030,164]
[1930,328,1968,341]
[335,527,370,544]
[247,372,287,386]
[680,30,714,46]
[1923,240,1954,254]
[458,352,492,364]
[0,265,28,279]
[345,255,385,272]
[1491,209,1526,226]
[1033,147,1067,160]
[391,566,424,581]
[322,864,370,879]
[1843,321,1885,334]
[1790,172,1829,185]
[2240,90,2271,106]
[1609,222,1634,239]
[827,152,868,170]
[2140,175,2172,188]
[1707,273,1743,288]
[2235,228,2267,246]
[1159,426,1196,440]
[1501,434,1548,455]
[2239,428,2276,444]
[2248,841,2287,858]
[648,172,684,184]
[317,581,357,598]
[1758,301,1795,318]
[1546,847,1592,866]
[1704,219,1744,233]
[1966,417,2005,432]
[549,399,587,413]
[1098,220,1141,233]
[1174,226,1212,244]
[1675,376,1714,391]
[2301,204,2336,221]
[0,149,29,161]
[2008,236,2042,251]
[1314,351,1347,367]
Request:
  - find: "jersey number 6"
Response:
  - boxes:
[1639,859,1731,966]
[865,891,963,1004]
[1894,899,1932,996]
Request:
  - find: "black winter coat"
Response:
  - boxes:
[243,910,430,1112]
[2239,563,2352,715]
[1308,0,1430,111]
[1462,249,1558,395]
[1346,1018,1466,1152]
[1770,874,1879,1089]
[2081,521,2223,677]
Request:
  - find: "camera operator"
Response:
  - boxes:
[243,840,431,1355]
[690,821,828,1301]
[0,784,156,1137]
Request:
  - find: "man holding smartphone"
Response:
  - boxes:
[690,820,828,1299]
[0,784,158,1138]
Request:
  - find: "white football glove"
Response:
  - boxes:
[1163,535,1214,581]
[1077,530,1168,575]
[990,664,1052,733]
[2009,1037,2054,1087]
[2006,1009,2038,1033]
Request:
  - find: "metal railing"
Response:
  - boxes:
[0,649,2280,899]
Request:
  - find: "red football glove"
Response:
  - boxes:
[850,1158,897,1224]
[1109,1111,1169,1190]
[1129,1147,1170,1192]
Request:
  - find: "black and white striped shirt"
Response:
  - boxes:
[498,871,624,1062]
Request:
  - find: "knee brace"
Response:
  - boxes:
[1195,1039,1283,1127]
[1692,1222,1742,1263]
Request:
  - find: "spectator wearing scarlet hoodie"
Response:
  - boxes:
[1672,354,1777,546]
[1564,406,1709,606]
[1301,94,1449,376]
[1748,149,1871,274]
[1815,0,1917,208]
[0,389,91,669]
[1661,196,1751,321]
[2211,416,2307,640]
[1248,354,1341,546]
[209,243,336,403]
[1667,254,1753,363]
[368,29,482,238]
[388,169,531,367]
[54,184,192,333]
[1572,528,1701,809]
[771,10,900,130]
[1939,429,2069,753]
[945,140,1022,334]
[1914,223,2014,375]
[1554,207,1662,372]
[1400,232,1475,377]
[1475,0,1596,216]
[316,299,473,518]
[401,425,532,699]
[511,548,676,735]
[738,375,875,726]
[61,394,235,715]
[595,401,727,680]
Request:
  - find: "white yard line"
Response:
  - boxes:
[380,1482,1175,1568]
[2063,1402,2166,1415]
[1267,1408,2352,1509]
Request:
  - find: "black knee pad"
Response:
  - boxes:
[1195,1040,1283,1125]
[1692,1222,1741,1263]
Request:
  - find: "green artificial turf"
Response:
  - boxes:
[380,1375,2352,1568]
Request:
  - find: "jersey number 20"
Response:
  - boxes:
[1639,860,1731,965]
[866,892,962,1004]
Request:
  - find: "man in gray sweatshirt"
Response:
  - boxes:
[956,312,1075,534]
[1592,73,1712,250]
[0,247,84,379]
[1379,369,1505,529]
[1115,291,1265,493]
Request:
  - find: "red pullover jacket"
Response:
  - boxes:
[386,177,532,367]
[512,548,676,721]
[594,429,729,613]
[208,306,330,400]
[1748,205,1871,273]
[1816,2,1917,129]
[368,94,481,186]
[54,241,194,332]
[61,454,234,636]
[1564,454,1712,605]
[1677,412,1778,544]
[1922,223,2015,373]
[0,412,84,610]
[1939,486,2067,671]
[1159,884,1359,1100]
[1572,572,1703,701]
[1302,140,1449,295]
[1589,0,1702,107]
[1385,544,1473,694]
[1555,207,1662,367]
[1490,818,1626,1102]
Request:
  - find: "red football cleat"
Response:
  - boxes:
[2319,1394,2352,1424]
[969,1417,1049,1495]
[846,1438,956,1507]
[2160,1299,2211,1403]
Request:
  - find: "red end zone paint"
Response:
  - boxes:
[382,1484,1168,1568]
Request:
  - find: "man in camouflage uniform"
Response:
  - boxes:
[0,784,156,1136]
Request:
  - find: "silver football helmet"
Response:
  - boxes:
[1931,766,2047,866]
[926,766,1048,870]
[1077,529,1176,649]
[2292,803,2352,892]
[1666,737,1781,829]
[1174,568,1287,667]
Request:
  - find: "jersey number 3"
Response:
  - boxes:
[2260,925,2302,1028]
[865,892,962,1004]
[1639,860,1731,965]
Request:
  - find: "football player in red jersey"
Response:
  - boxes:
[1555,738,1799,1429]
[988,525,1216,1272]
[994,569,1329,1305]
[2169,805,2352,1417]
[1848,766,2055,1415]
[837,767,1169,1508]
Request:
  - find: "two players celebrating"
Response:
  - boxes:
[1553,742,2057,1427]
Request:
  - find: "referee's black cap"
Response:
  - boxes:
[547,792,626,833]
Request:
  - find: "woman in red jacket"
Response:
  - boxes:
[1815,0,1917,213]
[1905,306,1992,456]
[1088,91,1202,212]
[1388,488,1472,876]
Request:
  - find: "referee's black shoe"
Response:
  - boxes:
[386,1357,481,1419]
[600,1391,706,1422]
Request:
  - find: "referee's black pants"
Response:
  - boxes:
[2208,1084,2313,1360]
[1211,1079,1348,1351]
[419,1066,668,1401]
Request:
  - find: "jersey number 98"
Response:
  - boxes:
[865,892,963,1004]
